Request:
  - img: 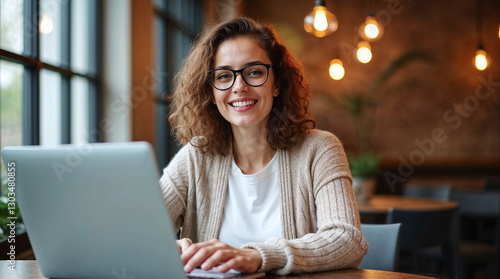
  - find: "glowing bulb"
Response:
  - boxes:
[313,10,328,31]
[498,24,500,38]
[364,24,379,39]
[474,49,488,71]
[39,13,53,34]
[357,41,372,64]
[304,1,338,38]
[359,16,384,42]
[329,59,345,80]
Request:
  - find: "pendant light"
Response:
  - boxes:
[359,12,384,42]
[474,48,488,71]
[304,0,338,38]
[356,41,372,63]
[474,0,488,71]
[329,58,345,80]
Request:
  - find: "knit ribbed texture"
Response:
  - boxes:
[160,129,368,274]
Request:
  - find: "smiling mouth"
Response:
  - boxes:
[229,100,257,107]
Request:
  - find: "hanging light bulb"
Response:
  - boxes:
[304,0,338,38]
[474,47,488,70]
[329,59,345,80]
[359,13,384,42]
[473,0,489,71]
[356,41,372,63]
[498,23,500,38]
[39,13,54,34]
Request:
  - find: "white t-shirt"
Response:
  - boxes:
[218,153,282,248]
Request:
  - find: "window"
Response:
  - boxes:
[153,0,204,168]
[0,0,100,193]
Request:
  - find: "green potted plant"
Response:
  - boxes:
[330,49,432,201]
[348,153,381,201]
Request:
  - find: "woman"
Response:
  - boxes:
[160,17,368,275]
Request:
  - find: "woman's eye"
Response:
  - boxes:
[217,73,232,80]
[247,70,263,77]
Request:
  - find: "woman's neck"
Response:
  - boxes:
[232,126,276,175]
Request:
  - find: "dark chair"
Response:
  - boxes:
[359,223,402,271]
[452,191,500,279]
[402,184,452,201]
[419,191,500,279]
[386,207,459,278]
[483,177,500,191]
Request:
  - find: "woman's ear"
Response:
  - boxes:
[273,87,279,97]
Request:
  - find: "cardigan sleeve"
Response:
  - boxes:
[242,132,369,274]
[242,178,368,274]
[159,144,192,232]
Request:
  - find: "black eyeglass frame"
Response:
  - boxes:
[207,64,272,91]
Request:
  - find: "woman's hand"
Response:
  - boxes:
[176,238,193,254]
[180,238,262,274]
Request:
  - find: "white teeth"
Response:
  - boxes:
[231,100,256,107]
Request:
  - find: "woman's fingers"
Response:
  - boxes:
[182,239,224,272]
[200,247,234,270]
[181,239,262,274]
[176,238,193,254]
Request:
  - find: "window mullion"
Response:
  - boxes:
[25,0,40,145]
[88,0,100,142]
[23,65,39,145]
[87,81,99,142]
[88,0,99,76]
[61,0,71,143]
[61,0,71,67]
[23,0,38,57]
[61,77,70,144]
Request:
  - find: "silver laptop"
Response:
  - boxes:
[1,142,265,279]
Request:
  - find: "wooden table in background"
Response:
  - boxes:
[356,194,459,223]
[0,260,438,278]
[357,194,459,215]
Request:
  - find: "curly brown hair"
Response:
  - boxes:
[168,17,315,155]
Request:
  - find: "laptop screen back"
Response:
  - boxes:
[1,142,186,279]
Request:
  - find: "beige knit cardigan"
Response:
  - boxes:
[159,129,368,275]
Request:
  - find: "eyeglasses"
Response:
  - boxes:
[208,64,272,91]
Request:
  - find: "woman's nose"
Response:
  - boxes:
[232,73,248,92]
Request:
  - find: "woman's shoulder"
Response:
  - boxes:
[285,130,350,180]
[286,129,345,158]
[300,129,344,148]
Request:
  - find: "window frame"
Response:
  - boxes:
[0,0,101,146]
[153,0,204,168]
